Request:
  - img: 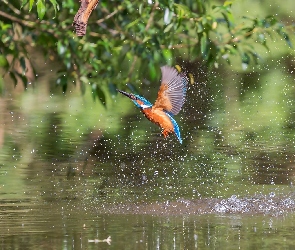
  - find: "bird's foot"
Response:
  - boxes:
[162,130,170,138]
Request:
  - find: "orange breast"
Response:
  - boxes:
[142,108,174,136]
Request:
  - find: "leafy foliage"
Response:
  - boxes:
[0,0,293,103]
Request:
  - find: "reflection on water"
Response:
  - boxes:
[1,202,295,249]
[1,61,295,249]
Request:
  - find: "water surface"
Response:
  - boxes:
[1,62,295,249]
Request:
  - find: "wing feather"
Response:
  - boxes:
[153,66,188,115]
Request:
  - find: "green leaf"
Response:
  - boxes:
[222,12,234,28]
[80,76,89,84]
[248,51,260,64]
[126,19,140,29]
[240,52,250,70]
[224,44,237,55]
[80,76,88,95]
[239,49,250,64]
[148,63,157,81]
[164,7,172,24]
[196,22,203,33]
[224,1,234,7]
[108,83,117,96]
[62,81,67,93]
[91,84,97,101]
[268,16,278,26]
[21,75,28,89]
[57,41,66,55]
[57,76,67,93]
[21,0,28,8]
[139,3,143,14]
[37,0,46,20]
[49,0,59,15]
[164,23,174,33]
[200,32,209,59]
[16,72,28,89]
[127,83,139,95]
[142,36,151,43]
[20,56,26,73]
[9,72,17,86]
[162,49,173,63]
[96,86,106,106]
[0,55,8,68]
[197,1,206,13]
[276,29,292,48]
[80,81,86,95]
[174,3,190,18]
[29,0,34,11]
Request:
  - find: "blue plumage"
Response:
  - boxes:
[164,111,182,144]
[132,95,153,109]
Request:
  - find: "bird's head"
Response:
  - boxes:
[117,89,152,109]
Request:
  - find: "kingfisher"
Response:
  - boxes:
[117,65,188,143]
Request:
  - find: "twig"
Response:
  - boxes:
[127,55,138,79]
[0,10,34,27]
[96,9,120,24]
[2,0,21,15]
[145,2,159,31]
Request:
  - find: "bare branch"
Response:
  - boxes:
[96,9,120,24]
[73,0,100,36]
[0,10,34,27]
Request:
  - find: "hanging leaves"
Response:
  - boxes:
[36,0,46,20]
[0,0,294,106]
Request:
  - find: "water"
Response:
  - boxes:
[1,61,295,249]
[1,203,295,249]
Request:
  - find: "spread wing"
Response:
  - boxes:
[73,0,100,36]
[153,66,188,115]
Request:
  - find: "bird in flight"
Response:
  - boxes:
[117,66,188,143]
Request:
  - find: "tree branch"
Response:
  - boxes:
[145,2,159,31]
[0,10,34,27]
[96,9,120,24]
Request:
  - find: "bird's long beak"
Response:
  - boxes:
[117,89,136,100]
